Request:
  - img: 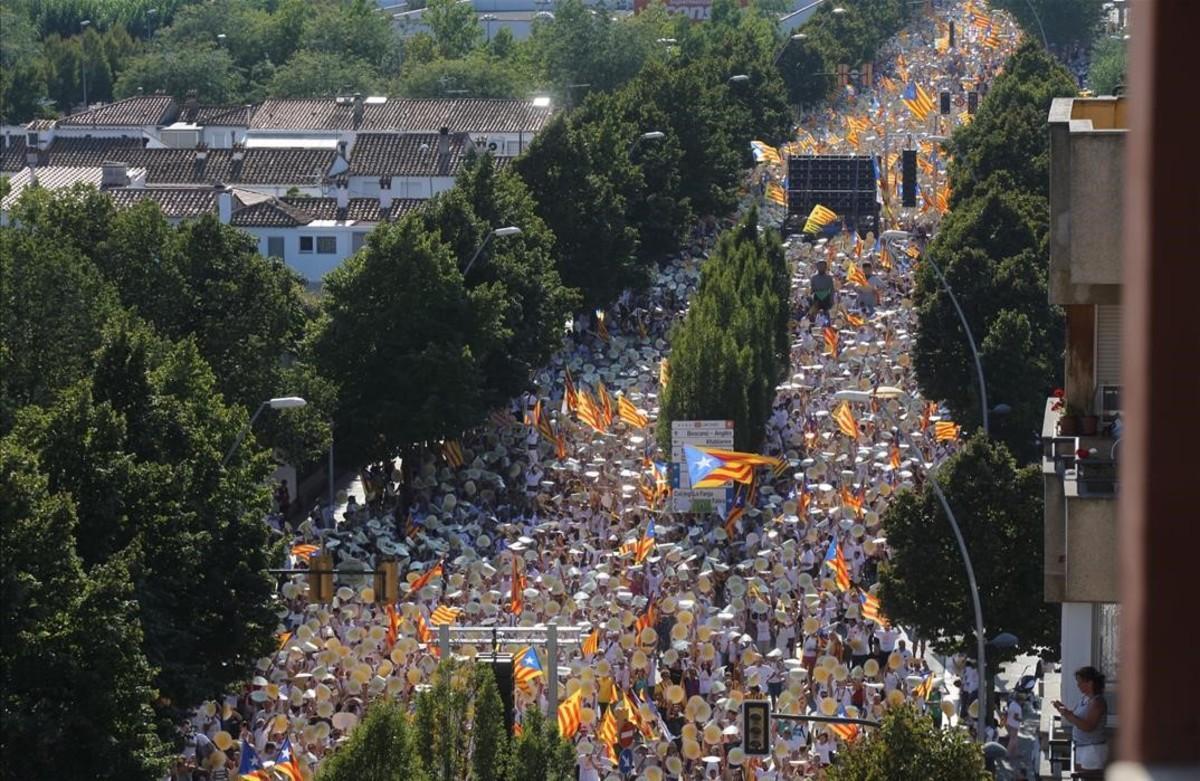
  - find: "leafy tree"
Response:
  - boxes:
[317,700,426,781]
[399,54,525,99]
[524,0,654,99]
[11,316,281,739]
[0,4,50,121]
[417,154,577,410]
[877,435,1059,663]
[470,665,510,781]
[992,0,1105,49]
[164,0,291,71]
[509,707,576,781]
[299,0,399,69]
[827,705,988,781]
[0,225,119,429]
[0,437,172,781]
[114,40,241,102]
[266,49,381,98]
[1087,35,1126,95]
[514,114,643,308]
[309,214,487,463]
[413,660,473,781]
[421,0,483,60]
[946,41,1077,204]
[657,208,788,453]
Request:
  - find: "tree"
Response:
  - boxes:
[421,0,483,60]
[11,318,281,721]
[470,665,510,781]
[657,208,788,454]
[992,0,1105,49]
[514,114,643,308]
[317,700,426,781]
[946,41,1077,204]
[524,0,653,98]
[0,437,172,781]
[266,49,381,98]
[417,155,577,410]
[826,705,988,781]
[1087,35,1126,95]
[299,0,399,69]
[0,224,119,429]
[877,435,1059,664]
[509,708,576,781]
[114,41,241,102]
[399,54,525,99]
[309,214,488,463]
[0,4,50,122]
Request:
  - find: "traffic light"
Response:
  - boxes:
[949,21,955,48]
[968,91,979,114]
[743,701,771,755]
[939,91,951,115]
[307,553,334,603]
[901,150,917,207]
[375,560,399,603]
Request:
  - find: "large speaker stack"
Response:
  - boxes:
[786,155,880,236]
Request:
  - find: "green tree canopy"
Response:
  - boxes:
[113,40,241,102]
[1087,35,1127,95]
[827,705,988,781]
[266,49,381,98]
[0,436,172,780]
[317,700,426,781]
[878,435,1058,661]
[992,0,1105,48]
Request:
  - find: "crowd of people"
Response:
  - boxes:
[171,2,1022,779]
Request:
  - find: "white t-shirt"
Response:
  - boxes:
[1006,699,1022,730]
[875,627,900,652]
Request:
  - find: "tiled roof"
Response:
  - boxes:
[57,95,178,127]
[25,118,56,131]
[249,98,554,133]
[230,196,422,227]
[25,137,334,186]
[179,104,254,127]
[1,136,28,172]
[347,132,470,177]
[106,187,218,219]
[1,165,147,210]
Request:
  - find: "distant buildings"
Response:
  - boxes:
[1,93,555,281]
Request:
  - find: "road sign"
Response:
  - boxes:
[670,420,734,513]
[743,701,771,755]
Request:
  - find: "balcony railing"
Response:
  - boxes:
[1041,399,1120,498]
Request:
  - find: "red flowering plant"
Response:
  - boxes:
[1051,388,1065,412]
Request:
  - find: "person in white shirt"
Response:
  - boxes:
[813,731,835,767]
[1005,693,1024,756]
[874,626,900,666]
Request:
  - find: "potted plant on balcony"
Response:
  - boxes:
[1079,408,1100,436]
[1052,389,1080,435]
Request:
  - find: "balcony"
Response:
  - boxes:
[1042,399,1120,604]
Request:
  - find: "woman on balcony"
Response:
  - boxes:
[1053,666,1109,771]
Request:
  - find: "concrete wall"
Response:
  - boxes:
[244,225,372,283]
[1048,98,1125,307]
[1064,493,1119,602]
[347,174,454,199]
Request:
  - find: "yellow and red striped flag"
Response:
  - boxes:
[824,540,852,592]
[659,357,670,388]
[441,440,464,468]
[409,560,445,593]
[576,389,607,434]
[635,602,657,635]
[581,627,601,658]
[920,401,937,432]
[430,605,462,626]
[617,395,648,428]
[878,244,893,271]
[830,721,859,742]
[766,181,787,206]
[595,310,609,342]
[291,543,319,559]
[823,326,839,357]
[557,688,584,739]
[514,646,544,690]
[563,368,578,413]
[597,382,614,428]
[889,445,902,470]
[386,604,400,649]
[511,556,526,616]
[914,672,936,700]
[277,630,293,651]
[845,312,865,328]
[860,589,887,626]
[847,261,868,287]
[415,611,438,656]
[934,421,961,442]
[634,519,656,563]
[804,204,839,235]
[832,401,859,439]
[841,486,864,517]
[597,705,619,748]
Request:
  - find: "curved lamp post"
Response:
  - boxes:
[464,226,522,276]
[222,396,307,467]
[629,130,665,159]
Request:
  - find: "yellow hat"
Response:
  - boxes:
[682,739,701,760]
[820,696,837,716]
[213,731,233,752]
[702,722,722,744]
[667,684,685,704]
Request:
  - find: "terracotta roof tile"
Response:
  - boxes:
[179,104,254,127]
[248,98,554,133]
[347,132,470,177]
[106,187,219,219]
[1,136,28,172]
[230,196,423,227]
[57,96,177,127]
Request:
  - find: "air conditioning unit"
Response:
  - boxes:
[1095,385,1121,422]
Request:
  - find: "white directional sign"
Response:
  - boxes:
[670,420,734,513]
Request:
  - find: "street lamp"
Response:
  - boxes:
[481,13,496,42]
[881,229,993,436]
[629,130,665,159]
[728,74,751,84]
[221,396,308,467]
[463,226,522,276]
[773,33,807,67]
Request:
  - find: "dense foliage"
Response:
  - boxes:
[317,663,573,781]
[827,705,989,781]
[1087,35,1126,95]
[657,207,790,454]
[915,41,1075,460]
[878,435,1058,661]
[991,0,1105,48]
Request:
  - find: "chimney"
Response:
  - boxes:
[25,149,39,168]
[378,176,393,211]
[183,89,199,114]
[352,93,364,129]
[194,142,208,161]
[231,143,245,162]
[214,184,232,224]
[100,161,129,188]
[437,126,450,157]
[335,178,349,210]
